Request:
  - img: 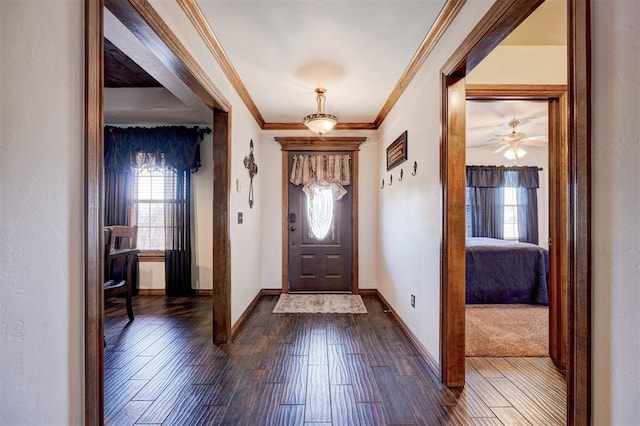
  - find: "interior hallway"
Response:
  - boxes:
[105,296,566,425]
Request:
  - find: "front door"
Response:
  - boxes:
[287,152,353,292]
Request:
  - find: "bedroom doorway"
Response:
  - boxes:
[439,0,590,425]
[464,89,568,370]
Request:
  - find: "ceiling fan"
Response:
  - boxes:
[486,118,547,160]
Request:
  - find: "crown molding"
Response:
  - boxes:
[177,0,265,127]
[178,0,464,131]
[374,0,467,127]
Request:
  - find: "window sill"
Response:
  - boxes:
[137,250,165,262]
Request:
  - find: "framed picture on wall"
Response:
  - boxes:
[386,130,408,171]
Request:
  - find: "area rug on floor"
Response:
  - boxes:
[466,304,548,357]
[272,294,368,314]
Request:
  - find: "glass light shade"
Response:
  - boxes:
[303,113,338,135]
[504,146,527,160]
[303,88,338,135]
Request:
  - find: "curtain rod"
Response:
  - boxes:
[467,165,543,171]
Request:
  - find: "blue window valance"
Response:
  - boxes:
[104,125,211,173]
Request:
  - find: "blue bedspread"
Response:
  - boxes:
[466,237,549,305]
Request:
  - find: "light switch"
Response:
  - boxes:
[237,212,243,224]
[236,178,244,192]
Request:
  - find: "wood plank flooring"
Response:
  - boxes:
[104,295,566,425]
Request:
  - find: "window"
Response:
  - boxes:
[306,185,334,240]
[503,187,519,240]
[132,168,168,250]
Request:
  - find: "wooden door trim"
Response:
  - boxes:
[276,137,366,294]
[440,1,591,425]
[84,1,104,424]
[85,0,232,422]
[465,85,569,372]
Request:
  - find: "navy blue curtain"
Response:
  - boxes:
[104,126,210,296]
[466,166,506,239]
[466,166,539,243]
[164,169,194,296]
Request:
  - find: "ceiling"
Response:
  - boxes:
[104,0,565,130]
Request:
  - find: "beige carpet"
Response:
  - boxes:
[272,294,367,314]
[466,304,548,357]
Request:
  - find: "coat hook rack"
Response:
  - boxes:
[380,178,385,189]
[412,161,418,176]
[389,174,393,186]
[398,168,404,181]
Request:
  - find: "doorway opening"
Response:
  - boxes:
[439,1,590,425]
[85,1,232,423]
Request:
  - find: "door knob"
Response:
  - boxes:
[290,226,296,231]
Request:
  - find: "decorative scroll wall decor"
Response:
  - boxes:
[243,140,258,208]
[386,130,408,171]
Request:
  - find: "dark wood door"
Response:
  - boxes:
[288,154,352,292]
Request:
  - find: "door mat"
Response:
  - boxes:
[272,294,367,314]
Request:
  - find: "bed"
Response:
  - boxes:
[466,237,549,305]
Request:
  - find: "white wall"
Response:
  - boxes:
[192,130,214,290]
[375,0,496,362]
[467,45,567,85]
[592,1,640,424]
[0,2,84,425]
[147,0,264,324]
[465,148,549,248]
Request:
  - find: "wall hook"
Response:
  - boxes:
[389,174,393,186]
[412,161,418,176]
[380,178,385,189]
[398,168,404,181]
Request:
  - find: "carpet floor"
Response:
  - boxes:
[466,304,548,357]
[272,294,368,314]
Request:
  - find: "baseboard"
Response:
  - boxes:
[358,288,378,296]
[373,290,441,380]
[137,289,213,296]
[137,289,165,296]
[231,288,283,339]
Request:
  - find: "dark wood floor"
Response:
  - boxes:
[105,295,566,425]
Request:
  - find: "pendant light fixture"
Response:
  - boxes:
[303,88,338,135]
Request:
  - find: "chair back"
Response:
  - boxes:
[106,225,138,252]
[103,227,112,279]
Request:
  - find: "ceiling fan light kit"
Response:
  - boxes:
[303,88,338,135]
[504,145,527,160]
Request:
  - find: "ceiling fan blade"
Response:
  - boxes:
[492,145,510,154]
[522,140,548,147]
[468,141,502,148]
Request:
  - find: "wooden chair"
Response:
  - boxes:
[107,225,138,251]
[106,224,139,296]
[104,227,134,322]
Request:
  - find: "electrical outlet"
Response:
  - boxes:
[411,294,415,308]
